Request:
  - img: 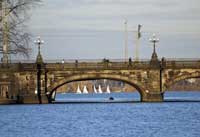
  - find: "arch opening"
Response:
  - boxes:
[164,77,200,101]
[50,78,142,103]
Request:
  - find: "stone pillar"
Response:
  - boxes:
[0,72,17,104]
[37,63,42,104]
[34,37,48,104]
[35,63,48,104]
[142,68,163,102]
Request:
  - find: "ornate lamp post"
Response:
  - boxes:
[34,36,44,64]
[149,34,159,62]
[34,36,44,104]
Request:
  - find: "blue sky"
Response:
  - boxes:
[27,0,200,60]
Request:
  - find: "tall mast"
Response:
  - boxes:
[124,20,128,61]
[134,24,142,61]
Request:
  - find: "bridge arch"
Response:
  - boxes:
[47,73,147,101]
[164,71,200,91]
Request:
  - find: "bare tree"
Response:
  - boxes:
[0,0,41,58]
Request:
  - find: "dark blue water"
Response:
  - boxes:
[1,92,200,137]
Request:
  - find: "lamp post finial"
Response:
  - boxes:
[35,36,44,64]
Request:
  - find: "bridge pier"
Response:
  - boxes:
[19,94,48,104]
[0,68,17,104]
[15,63,49,104]
[142,92,163,102]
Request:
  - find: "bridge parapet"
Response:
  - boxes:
[45,61,152,70]
[0,63,36,71]
[164,60,200,69]
[4,58,200,72]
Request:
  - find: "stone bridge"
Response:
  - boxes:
[1,58,200,104]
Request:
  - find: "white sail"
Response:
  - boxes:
[83,85,88,94]
[106,85,111,94]
[93,85,97,93]
[52,91,56,99]
[76,85,82,94]
[98,85,103,94]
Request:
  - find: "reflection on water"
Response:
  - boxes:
[0,91,200,137]
[55,91,200,102]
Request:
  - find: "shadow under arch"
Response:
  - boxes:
[163,71,200,92]
[47,73,147,102]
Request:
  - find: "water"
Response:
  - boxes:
[55,92,141,103]
[0,92,200,137]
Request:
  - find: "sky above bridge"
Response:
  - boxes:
[27,0,200,60]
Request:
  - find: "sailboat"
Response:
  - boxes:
[106,85,111,94]
[76,85,82,94]
[83,85,88,94]
[51,91,56,101]
[98,85,103,94]
[93,85,98,93]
